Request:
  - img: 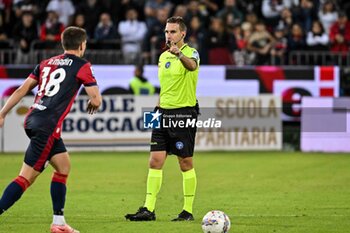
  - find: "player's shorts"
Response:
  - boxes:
[150,107,198,157]
[24,128,67,172]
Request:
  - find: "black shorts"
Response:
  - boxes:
[24,128,67,172]
[150,107,197,157]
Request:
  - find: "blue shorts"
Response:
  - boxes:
[24,128,67,172]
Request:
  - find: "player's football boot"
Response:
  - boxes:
[172,210,194,221]
[125,207,156,221]
[50,224,80,233]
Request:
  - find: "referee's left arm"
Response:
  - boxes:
[178,53,197,71]
[169,43,197,71]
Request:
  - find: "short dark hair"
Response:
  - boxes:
[166,16,187,32]
[61,26,87,50]
[135,64,144,73]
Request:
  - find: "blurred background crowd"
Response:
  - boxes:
[1,0,350,65]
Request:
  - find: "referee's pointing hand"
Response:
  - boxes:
[169,42,181,57]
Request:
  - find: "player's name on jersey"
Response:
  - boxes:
[48,58,73,66]
[32,103,47,110]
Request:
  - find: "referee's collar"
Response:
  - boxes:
[180,43,188,51]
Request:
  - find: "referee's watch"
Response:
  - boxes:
[178,52,184,59]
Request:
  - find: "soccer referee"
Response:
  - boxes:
[125,16,200,221]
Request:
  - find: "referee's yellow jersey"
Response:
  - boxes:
[158,44,200,109]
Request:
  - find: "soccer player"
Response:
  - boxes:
[125,16,200,221]
[0,26,101,233]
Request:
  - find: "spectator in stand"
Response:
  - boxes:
[216,0,244,25]
[292,0,317,32]
[71,14,87,34]
[276,8,294,35]
[245,12,258,26]
[0,0,12,37]
[270,26,287,65]
[262,0,292,28]
[197,0,222,17]
[318,0,338,34]
[13,0,39,21]
[187,15,207,63]
[235,22,253,52]
[0,11,8,42]
[144,0,172,27]
[184,0,208,27]
[287,23,306,53]
[247,20,275,65]
[306,20,329,64]
[173,4,187,18]
[142,8,168,63]
[306,20,329,51]
[46,0,75,27]
[106,0,143,24]
[76,0,105,39]
[118,8,147,64]
[94,12,118,41]
[231,23,245,65]
[329,11,350,53]
[205,17,234,65]
[12,11,38,63]
[40,11,64,43]
[236,0,262,15]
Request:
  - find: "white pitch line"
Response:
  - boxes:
[234,214,349,217]
[1,214,349,218]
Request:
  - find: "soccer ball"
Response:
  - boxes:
[201,210,231,233]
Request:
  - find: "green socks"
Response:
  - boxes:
[144,168,197,213]
[144,168,163,212]
[182,168,197,214]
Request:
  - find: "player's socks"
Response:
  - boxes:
[52,215,66,225]
[144,168,163,212]
[0,176,30,213]
[50,172,68,224]
[182,168,197,214]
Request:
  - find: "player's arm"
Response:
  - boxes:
[84,85,102,115]
[0,78,38,127]
[76,63,102,114]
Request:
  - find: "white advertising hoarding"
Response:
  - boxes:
[273,66,339,121]
[0,65,259,97]
[195,96,282,150]
[2,95,281,152]
[301,97,350,152]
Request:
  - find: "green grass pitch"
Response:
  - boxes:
[0,151,349,233]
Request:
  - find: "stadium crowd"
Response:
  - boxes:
[1,0,350,65]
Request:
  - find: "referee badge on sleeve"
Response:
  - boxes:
[165,62,171,68]
[192,50,200,61]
